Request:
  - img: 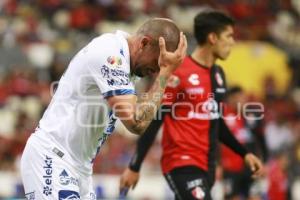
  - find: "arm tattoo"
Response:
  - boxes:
[133,75,168,133]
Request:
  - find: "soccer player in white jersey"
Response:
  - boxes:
[20,18,187,200]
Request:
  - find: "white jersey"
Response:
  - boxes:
[35,30,135,175]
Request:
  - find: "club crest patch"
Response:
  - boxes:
[107,56,122,67]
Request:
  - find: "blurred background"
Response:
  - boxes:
[0,0,300,199]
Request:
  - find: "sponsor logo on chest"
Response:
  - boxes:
[58,190,80,200]
[59,169,79,186]
[42,155,53,196]
[188,74,200,85]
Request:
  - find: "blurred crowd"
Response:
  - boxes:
[1,0,300,199]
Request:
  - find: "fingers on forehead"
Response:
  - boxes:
[159,37,166,52]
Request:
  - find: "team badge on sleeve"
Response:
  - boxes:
[100,65,130,86]
[107,56,122,67]
[215,72,223,86]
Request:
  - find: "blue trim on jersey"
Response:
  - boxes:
[91,110,117,163]
[102,89,136,98]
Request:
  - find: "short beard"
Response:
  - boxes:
[133,67,145,77]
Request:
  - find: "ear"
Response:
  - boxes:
[140,36,151,49]
[208,32,218,45]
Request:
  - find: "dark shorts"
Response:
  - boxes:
[164,166,212,200]
[223,169,253,199]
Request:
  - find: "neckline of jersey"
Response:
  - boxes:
[188,55,211,70]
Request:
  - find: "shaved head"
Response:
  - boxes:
[128,18,182,77]
[136,18,180,52]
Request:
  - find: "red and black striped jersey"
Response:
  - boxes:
[161,56,227,178]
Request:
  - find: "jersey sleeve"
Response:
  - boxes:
[86,36,135,98]
[162,72,182,106]
[219,118,248,157]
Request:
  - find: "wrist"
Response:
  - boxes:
[158,67,172,77]
[129,154,141,172]
[129,163,140,172]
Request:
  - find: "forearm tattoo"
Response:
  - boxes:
[133,75,168,133]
